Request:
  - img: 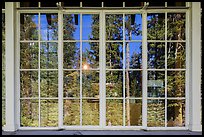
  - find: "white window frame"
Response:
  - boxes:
[3,2,202,131]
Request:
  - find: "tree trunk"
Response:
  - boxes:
[126,28,132,126]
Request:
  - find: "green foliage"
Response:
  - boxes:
[40,71,58,98]
[106,71,123,97]
[147,101,165,127]
[20,14,38,40]
[167,13,185,40]
[82,100,99,125]
[64,100,80,125]
[40,100,58,127]
[20,71,38,97]
[20,100,39,127]
[63,14,76,40]
[82,71,99,97]
[64,42,80,69]
[20,43,39,69]
[106,100,123,126]
[147,14,165,40]
[64,71,80,97]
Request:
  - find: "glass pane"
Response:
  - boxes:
[40,42,58,69]
[167,13,185,40]
[167,71,185,97]
[63,14,80,40]
[2,2,5,9]
[20,99,39,127]
[20,2,38,7]
[148,42,165,69]
[125,14,142,40]
[106,42,123,69]
[125,2,144,7]
[82,99,99,125]
[104,2,123,7]
[63,99,80,125]
[106,71,123,97]
[148,71,165,97]
[167,42,185,69]
[63,42,80,69]
[40,14,58,41]
[126,71,142,98]
[41,100,58,127]
[2,42,5,70]
[167,2,186,7]
[82,70,99,97]
[106,99,123,126]
[149,2,165,6]
[83,1,101,7]
[2,99,5,126]
[2,13,5,40]
[125,42,142,69]
[40,71,58,97]
[82,14,99,40]
[2,70,5,98]
[20,71,38,98]
[41,2,57,7]
[125,99,142,126]
[167,100,185,127]
[106,14,123,40]
[20,42,38,69]
[147,13,165,40]
[82,42,99,69]
[147,99,165,127]
[61,2,80,7]
[64,71,80,98]
[20,14,38,40]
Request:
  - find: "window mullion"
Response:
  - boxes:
[99,11,106,128]
[142,11,147,129]
[80,13,83,126]
[38,12,41,127]
[58,11,63,129]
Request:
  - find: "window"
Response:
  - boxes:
[105,13,142,126]
[18,4,188,129]
[63,13,100,126]
[147,12,186,127]
[20,13,58,127]
[19,2,187,8]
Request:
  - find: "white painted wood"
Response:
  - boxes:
[185,8,190,130]
[4,3,198,131]
[18,126,188,131]
[189,2,202,131]
[4,2,17,131]
[58,11,63,128]
[80,13,83,126]
[16,9,21,130]
[142,11,147,130]
[99,10,106,127]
